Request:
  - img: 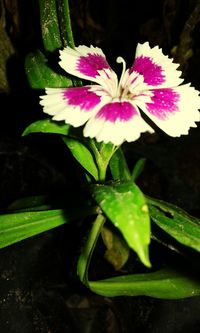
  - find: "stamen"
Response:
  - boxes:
[116,56,127,96]
[116,56,126,78]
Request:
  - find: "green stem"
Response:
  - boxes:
[39,0,62,52]
[88,139,119,182]
[57,0,75,48]
[98,165,107,182]
[57,0,81,87]
[63,0,75,47]
[77,213,106,285]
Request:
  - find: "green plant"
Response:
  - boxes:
[0,0,200,299]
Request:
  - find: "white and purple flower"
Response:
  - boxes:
[40,42,200,145]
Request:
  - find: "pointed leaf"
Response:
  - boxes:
[92,182,151,267]
[109,148,131,181]
[62,137,99,180]
[22,118,70,136]
[25,50,72,88]
[132,158,146,181]
[0,205,96,248]
[147,197,200,253]
[0,209,66,248]
[89,268,200,299]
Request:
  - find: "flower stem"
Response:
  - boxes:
[38,0,62,52]
[88,139,119,182]
[98,165,108,182]
[57,0,75,48]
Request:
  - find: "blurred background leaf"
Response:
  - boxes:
[0,0,15,92]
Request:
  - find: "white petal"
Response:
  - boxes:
[39,86,108,127]
[59,45,118,94]
[130,41,183,89]
[84,101,153,145]
[137,84,200,136]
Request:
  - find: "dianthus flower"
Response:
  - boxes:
[40,42,200,145]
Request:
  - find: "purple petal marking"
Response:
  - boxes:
[77,53,110,78]
[96,101,137,122]
[146,88,180,119]
[131,56,165,86]
[63,87,101,111]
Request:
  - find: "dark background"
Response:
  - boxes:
[0,0,200,332]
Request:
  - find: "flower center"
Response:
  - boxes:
[115,56,149,102]
[116,56,139,99]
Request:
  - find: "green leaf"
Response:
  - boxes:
[22,118,70,136]
[39,0,62,52]
[77,214,105,283]
[132,158,146,181]
[147,197,200,253]
[0,204,97,248]
[109,148,131,181]
[62,137,99,180]
[25,50,72,89]
[92,182,151,267]
[89,268,200,299]
[0,209,66,248]
[87,140,118,181]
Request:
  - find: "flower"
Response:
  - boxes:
[40,42,200,145]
